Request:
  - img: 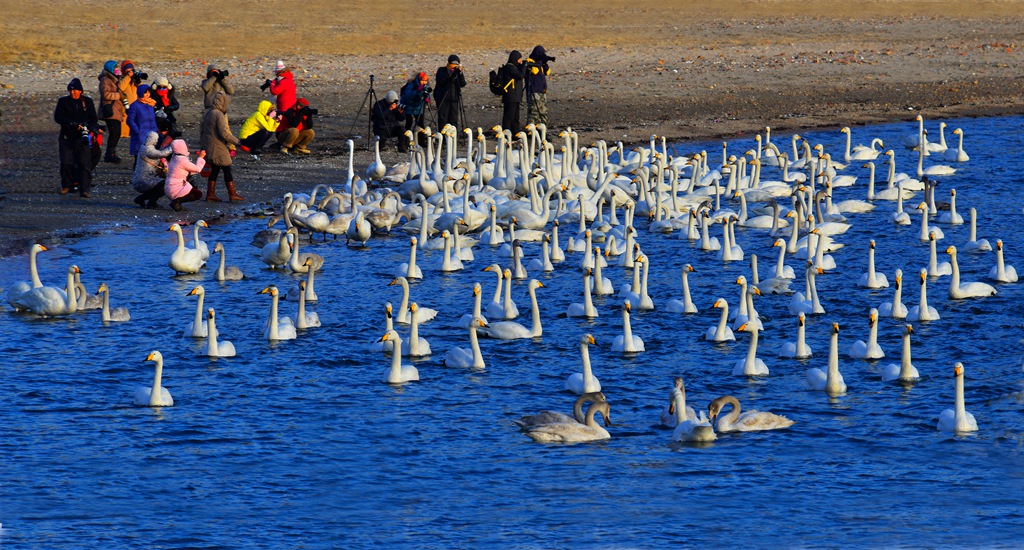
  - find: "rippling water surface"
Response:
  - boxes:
[3,117,1024,547]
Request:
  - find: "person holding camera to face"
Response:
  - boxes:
[275,97,316,154]
[117,61,147,141]
[97,60,126,163]
[434,54,467,131]
[151,76,180,136]
[499,50,527,135]
[239,100,282,156]
[264,60,297,113]
[400,72,431,133]
[201,64,234,110]
[54,78,101,197]
[526,45,555,126]
[372,90,408,153]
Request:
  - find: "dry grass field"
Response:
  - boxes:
[4,1,1024,63]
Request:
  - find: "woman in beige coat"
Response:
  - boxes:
[97,60,126,163]
[200,91,243,201]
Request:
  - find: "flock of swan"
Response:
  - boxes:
[4,114,1012,441]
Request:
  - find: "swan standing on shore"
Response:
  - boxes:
[882,325,919,382]
[707,395,794,433]
[202,308,236,357]
[134,351,173,407]
[807,323,847,395]
[97,283,130,323]
[566,334,602,394]
[937,362,978,433]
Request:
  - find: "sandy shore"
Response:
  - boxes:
[2,14,1023,256]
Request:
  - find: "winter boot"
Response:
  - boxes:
[226,181,245,202]
[206,179,222,202]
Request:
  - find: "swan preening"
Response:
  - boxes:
[522,399,612,443]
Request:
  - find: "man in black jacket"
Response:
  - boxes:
[434,54,467,131]
[372,90,408,152]
[499,50,526,135]
[526,45,555,126]
[54,78,100,197]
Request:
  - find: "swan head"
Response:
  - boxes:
[869,308,878,325]
[197,220,209,228]
[735,276,747,286]
[895,269,902,287]
[905,324,914,335]
[953,362,964,378]
[472,284,481,297]
[97,282,109,294]
[474,317,488,328]
[187,285,204,297]
[299,280,307,292]
[869,240,876,249]
[916,114,923,122]
[592,401,612,427]
[737,322,748,332]
[950,188,956,197]
[214,242,224,253]
[831,322,840,334]
[708,396,731,424]
[69,265,81,275]
[410,237,418,247]
[685,264,696,273]
[712,298,727,309]
[482,264,501,275]
[379,330,399,343]
[916,202,928,211]
[929,231,937,242]
[146,350,162,363]
[996,239,1004,251]
[798,312,805,326]
[581,333,597,346]
[530,280,545,290]
[258,285,279,297]
[841,127,850,134]
[207,307,216,321]
[623,299,632,313]
[502,268,513,279]
[919,268,927,282]
[409,302,419,315]
[385,302,393,318]
[167,223,182,233]
[32,244,48,253]
[953,128,963,136]
[945,245,957,256]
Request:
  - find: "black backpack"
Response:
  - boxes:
[488,67,505,96]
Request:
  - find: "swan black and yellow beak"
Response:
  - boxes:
[906,324,914,335]
[146,351,159,362]
[379,333,391,342]
[954,363,963,377]
[832,322,840,333]
[586,334,596,345]
[738,322,749,332]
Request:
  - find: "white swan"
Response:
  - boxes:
[259,285,297,341]
[134,351,173,407]
[15,265,79,317]
[366,136,387,179]
[6,243,47,310]
[806,322,847,395]
[567,269,599,318]
[927,231,953,277]
[183,286,208,337]
[346,210,372,247]
[611,300,645,353]
[187,220,211,261]
[907,269,941,322]
[285,260,318,302]
[666,264,699,313]
[942,128,969,162]
[669,385,716,443]
[566,334,602,394]
[733,322,769,376]
[168,223,205,274]
[213,243,244,282]
[523,400,611,443]
[789,263,826,316]
[917,139,956,177]
[779,312,813,359]
[388,276,438,324]
[202,308,236,357]
[708,395,794,433]
[937,362,978,433]
[261,231,292,269]
[857,240,889,288]
[937,189,963,225]
[882,324,919,382]
[705,298,736,342]
[962,208,991,252]
[457,283,490,329]
[988,240,1019,283]
[379,330,420,384]
[516,392,606,429]
[400,302,432,356]
[479,279,544,340]
[368,302,395,352]
[294,281,321,330]
[660,377,697,427]
[849,308,885,360]
[916,203,944,241]
[878,269,909,319]
[445,317,488,369]
[97,282,130,323]
[946,245,997,298]
[287,228,325,273]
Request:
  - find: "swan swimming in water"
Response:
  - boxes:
[566,334,602,394]
[707,395,793,433]
[857,240,889,288]
[445,317,488,369]
[705,298,736,342]
[671,385,716,443]
[907,269,941,322]
[183,286,208,337]
[660,377,697,427]
[15,265,80,317]
[937,362,978,434]
[388,276,439,324]
[877,269,908,319]
[479,280,544,340]
[665,264,699,314]
[187,220,211,261]
[946,246,997,299]
[778,312,813,359]
[259,285,297,341]
[167,223,205,274]
[848,308,885,360]
[988,240,1019,283]
[733,322,769,376]
[379,330,420,384]
[516,392,607,429]
[882,325,919,382]
[202,308,236,357]
[213,243,244,281]
[806,322,847,395]
[6,243,47,310]
[134,351,173,407]
[97,282,130,323]
[522,400,612,444]
[611,299,645,353]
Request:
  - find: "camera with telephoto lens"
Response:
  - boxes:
[303,107,319,116]
[219,69,229,78]
[423,86,433,94]
[137,72,148,81]
[80,126,91,143]
[260,79,271,91]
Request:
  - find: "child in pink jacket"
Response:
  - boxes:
[163,138,206,211]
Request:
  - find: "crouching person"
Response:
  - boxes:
[276,97,316,154]
[239,100,281,155]
[164,139,206,212]
[132,130,173,208]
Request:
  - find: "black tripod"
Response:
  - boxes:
[435,90,469,133]
[347,75,379,150]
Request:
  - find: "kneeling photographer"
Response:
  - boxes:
[275,97,317,154]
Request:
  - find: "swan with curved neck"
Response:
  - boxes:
[523,400,612,443]
[479,280,544,339]
[566,333,602,394]
[708,395,793,433]
[516,392,606,429]
[937,363,978,433]
[806,322,847,395]
[882,325,918,382]
[134,351,173,407]
[946,245,997,299]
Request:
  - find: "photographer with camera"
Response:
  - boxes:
[400,72,431,133]
[239,100,282,156]
[434,54,467,131]
[264,60,297,113]
[201,64,234,109]
[275,97,317,154]
[499,50,527,135]
[526,45,555,126]
[54,78,100,197]
[151,76,180,135]
[97,60,127,163]
[372,90,407,153]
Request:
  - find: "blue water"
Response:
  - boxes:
[3,116,1024,547]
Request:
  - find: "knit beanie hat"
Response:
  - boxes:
[153,76,172,89]
[297,97,310,107]
[448,54,460,64]
[121,60,135,72]
[67,78,83,91]
[206,64,218,77]
[276,60,285,72]
[137,84,151,98]
[103,60,118,74]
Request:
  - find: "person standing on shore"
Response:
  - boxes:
[434,55,466,131]
[54,78,100,197]
[151,76,180,135]
[265,60,297,113]
[163,139,206,212]
[400,72,431,133]
[499,50,526,135]
[97,60,126,163]
[118,60,144,141]
[200,91,243,202]
[201,65,234,110]
[525,45,554,127]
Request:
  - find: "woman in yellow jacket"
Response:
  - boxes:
[238,100,281,155]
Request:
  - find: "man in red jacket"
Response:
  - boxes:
[275,98,316,154]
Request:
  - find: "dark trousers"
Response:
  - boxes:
[404,113,425,132]
[207,164,234,184]
[104,119,121,158]
[58,137,91,194]
[135,185,165,206]
[375,124,408,152]
[437,95,460,130]
[501,101,521,136]
[240,129,273,152]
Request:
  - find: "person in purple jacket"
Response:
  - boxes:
[126,84,158,168]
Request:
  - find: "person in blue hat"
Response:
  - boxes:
[127,84,158,168]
